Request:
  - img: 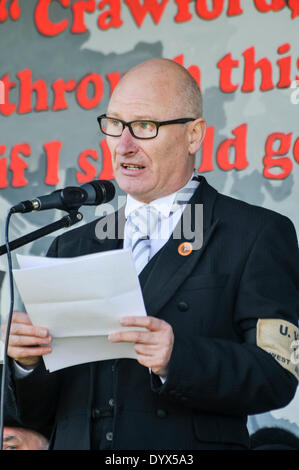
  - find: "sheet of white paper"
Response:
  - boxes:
[47,336,138,371]
[13,250,146,372]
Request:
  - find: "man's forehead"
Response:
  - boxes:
[107,91,164,116]
[117,59,184,91]
[112,79,171,101]
[108,73,181,118]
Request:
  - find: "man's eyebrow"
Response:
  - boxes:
[3,435,18,443]
[132,116,159,121]
[106,112,159,121]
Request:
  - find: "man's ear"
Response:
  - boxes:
[188,118,206,155]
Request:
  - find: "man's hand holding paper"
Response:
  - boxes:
[2,311,52,369]
[6,249,148,372]
[109,316,174,377]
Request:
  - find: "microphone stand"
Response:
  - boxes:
[0,209,83,449]
[0,210,83,257]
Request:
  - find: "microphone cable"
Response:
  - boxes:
[0,208,15,450]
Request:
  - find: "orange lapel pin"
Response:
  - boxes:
[178,242,193,256]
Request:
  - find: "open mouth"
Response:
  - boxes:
[121,163,145,170]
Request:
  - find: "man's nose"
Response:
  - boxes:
[115,126,139,156]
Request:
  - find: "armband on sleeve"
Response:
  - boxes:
[257,318,299,381]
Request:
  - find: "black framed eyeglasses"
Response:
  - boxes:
[97,114,196,140]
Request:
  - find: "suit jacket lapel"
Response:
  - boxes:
[141,177,220,317]
[80,206,125,255]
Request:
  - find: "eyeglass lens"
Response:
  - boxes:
[101,117,157,138]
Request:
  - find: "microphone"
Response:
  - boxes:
[11,180,115,214]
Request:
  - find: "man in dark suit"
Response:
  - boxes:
[3,58,299,450]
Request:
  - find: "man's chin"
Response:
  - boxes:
[115,175,152,201]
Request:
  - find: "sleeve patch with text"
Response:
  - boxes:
[256,318,299,381]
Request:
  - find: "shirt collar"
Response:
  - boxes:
[124,170,198,219]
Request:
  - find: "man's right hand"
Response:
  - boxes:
[1,311,52,369]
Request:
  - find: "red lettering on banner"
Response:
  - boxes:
[195,0,224,20]
[218,44,297,92]
[77,149,98,183]
[1,128,298,189]
[1,47,298,118]
[107,72,121,95]
[294,138,299,164]
[0,145,8,188]
[217,124,248,170]
[0,0,9,21]
[124,0,169,27]
[9,0,21,19]
[168,0,243,23]
[263,132,293,179]
[71,0,96,33]
[0,74,16,116]
[44,141,61,185]
[2,0,296,33]
[99,139,114,180]
[52,78,76,111]
[76,73,104,109]
[0,80,4,105]
[10,143,31,187]
[288,0,299,19]
[254,0,285,13]
[17,69,49,114]
[98,0,123,30]
[76,141,114,183]
[173,54,201,88]
[34,0,70,37]
[276,43,291,88]
[198,126,214,172]
[217,53,239,92]
[174,0,193,22]
[242,46,274,92]
[0,0,20,22]
[226,0,243,16]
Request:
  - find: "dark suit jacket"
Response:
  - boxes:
[10,176,299,450]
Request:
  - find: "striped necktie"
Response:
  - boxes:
[171,175,199,214]
[127,173,200,274]
[128,205,160,275]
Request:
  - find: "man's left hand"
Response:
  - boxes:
[108,316,174,377]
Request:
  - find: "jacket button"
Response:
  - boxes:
[91,408,100,419]
[156,409,168,419]
[106,432,113,441]
[177,301,189,312]
[109,398,115,407]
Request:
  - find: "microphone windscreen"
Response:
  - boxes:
[89,180,115,204]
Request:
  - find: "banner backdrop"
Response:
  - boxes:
[0,0,299,441]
